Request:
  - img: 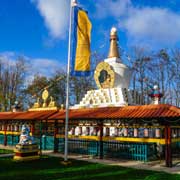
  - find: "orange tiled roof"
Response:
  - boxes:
[0,110,58,121]
[48,104,180,120]
[0,104,179,121]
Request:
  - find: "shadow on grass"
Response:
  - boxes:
[0,156,179,180]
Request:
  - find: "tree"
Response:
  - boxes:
[70,76,95,105]
[128,46,152,104]
[0,56,27,111]
[48,71,66,106]
[24,70,67,108]
[23,75,49,108]
[155,49,170,104]
[171,49,180,106]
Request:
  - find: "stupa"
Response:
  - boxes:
[73,27,133,109]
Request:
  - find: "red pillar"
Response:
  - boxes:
[165,125,172,167]
[31,122,35,136]
[4,123,7,146]
[54,120,58,153]
[99,121,103,159]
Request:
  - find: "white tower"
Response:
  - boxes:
[104,27,131,89]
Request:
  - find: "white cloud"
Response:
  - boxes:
[95,0,132,19]
[0,51,65,82]
[0,51,17,66]
[95,0,180,46]
[25,57,66,85]
[32,0,70,39]
[122,7,180,46]
[30,58,65,77]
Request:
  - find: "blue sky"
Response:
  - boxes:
[0,0,180,78]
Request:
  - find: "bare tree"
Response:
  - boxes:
[128,46,152,104]
[0,56,27,111]
[155,49,170,104]
[171,49,180,106]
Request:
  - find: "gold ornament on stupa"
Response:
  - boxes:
[94,62,115,89]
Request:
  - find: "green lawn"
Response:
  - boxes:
[0,156,179,180]
[0,149,13,154]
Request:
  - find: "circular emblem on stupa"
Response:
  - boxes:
[94,62,115,89]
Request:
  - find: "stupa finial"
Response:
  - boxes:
[108,27,120,58]
[72,0,78,6]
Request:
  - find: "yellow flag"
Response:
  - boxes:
[71,6,92,76]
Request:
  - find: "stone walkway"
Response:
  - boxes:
[0,153,13,157]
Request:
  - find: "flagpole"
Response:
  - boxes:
[64,0,77,162]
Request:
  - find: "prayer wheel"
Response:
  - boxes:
[134,128,138,137]
[123,128,128,137]
[155,128,160,138]
[144,128,149,137]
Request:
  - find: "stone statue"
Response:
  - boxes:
[19,124,35,145]
[14,124,39,161]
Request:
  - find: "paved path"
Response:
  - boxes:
[0,144,15,150]
[0,153,13,157]
[44,152,180,175]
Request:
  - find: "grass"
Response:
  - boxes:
[0,149,13,154]
[0,156,179,180]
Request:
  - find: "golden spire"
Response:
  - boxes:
[108,27,120,58]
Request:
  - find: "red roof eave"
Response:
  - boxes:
[0,104,179,121]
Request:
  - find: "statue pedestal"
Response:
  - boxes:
[13,144,39,161]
